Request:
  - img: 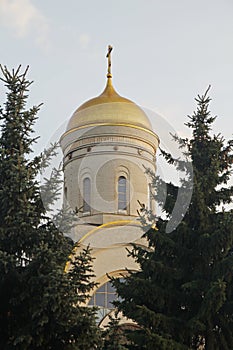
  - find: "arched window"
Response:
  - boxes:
[118,176,127,211]
[64,186,67,199]
[89,280,123,322]
[83,177,91,213]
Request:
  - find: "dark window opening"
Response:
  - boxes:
[118,176,127,211]
[83,177,91,213]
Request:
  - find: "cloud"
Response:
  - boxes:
[0,0,50,51]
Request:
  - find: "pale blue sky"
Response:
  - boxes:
[0,0,232,154]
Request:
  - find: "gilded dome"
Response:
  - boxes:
[66,77,153,132]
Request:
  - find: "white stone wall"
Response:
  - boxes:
[61,124,158,228]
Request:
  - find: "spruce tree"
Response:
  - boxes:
[102,311,128,350]
[113,88,233,349]
[0,65,101,349]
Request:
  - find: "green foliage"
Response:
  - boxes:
[113,87,233,349]
[101,311,128,350]
[0,65,101,349]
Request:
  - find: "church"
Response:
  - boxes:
[60,46,160,325]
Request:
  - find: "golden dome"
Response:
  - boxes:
[66,77,153,132]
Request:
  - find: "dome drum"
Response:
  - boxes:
[60,124,159,158]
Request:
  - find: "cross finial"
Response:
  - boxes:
[106,45,113,78]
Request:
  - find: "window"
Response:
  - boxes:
[83,177,91,213]
[64,186,67,199]
[89,280,123,322]
[118,176,127,211]
[89,281,118,309]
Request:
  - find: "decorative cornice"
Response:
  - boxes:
[60,122,159,141]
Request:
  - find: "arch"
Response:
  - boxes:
[83,177,91,213]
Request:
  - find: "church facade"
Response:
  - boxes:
[60,47,159,324]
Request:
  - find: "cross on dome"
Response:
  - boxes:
[106,45,113,78]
